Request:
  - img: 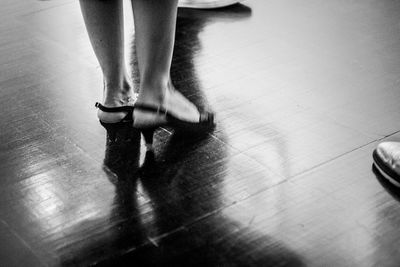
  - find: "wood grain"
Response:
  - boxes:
[1,0,400,266]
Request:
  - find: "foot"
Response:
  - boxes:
[97,81,138,123]
[133,82,201,128]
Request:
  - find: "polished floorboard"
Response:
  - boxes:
[1,0,400,266]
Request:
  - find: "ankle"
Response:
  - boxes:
[138,82,169,104]
[103,68,132,88]
[104,79,132,92]
[103,79,134,107]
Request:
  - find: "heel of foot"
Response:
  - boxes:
[97,110,128,123]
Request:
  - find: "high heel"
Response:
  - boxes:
[94,102,136,141]
[95,102,134,125]
[132,102,214,150]
[141,128,156,150]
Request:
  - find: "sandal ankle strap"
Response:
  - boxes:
[95,102,134,113]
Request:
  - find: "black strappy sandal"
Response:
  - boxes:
[95,102,135,128]
[132,102,215,148]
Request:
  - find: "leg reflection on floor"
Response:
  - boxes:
[60,123,304,266]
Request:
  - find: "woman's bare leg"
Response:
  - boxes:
[131,0,201,126]
[79,0,134,122]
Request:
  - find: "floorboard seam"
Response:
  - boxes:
[288,129,400,181]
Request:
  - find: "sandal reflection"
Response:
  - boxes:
[64,110,304,266]
[102,126,305,266]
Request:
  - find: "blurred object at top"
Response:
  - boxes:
[178,0,244,9]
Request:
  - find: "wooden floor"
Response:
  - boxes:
[1,0,400,266]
